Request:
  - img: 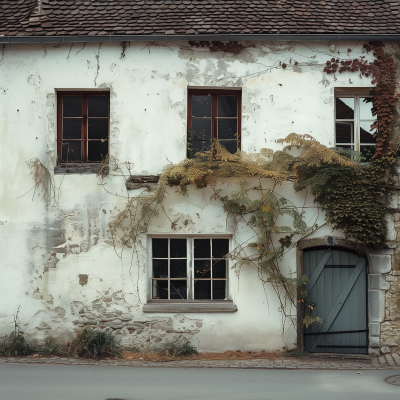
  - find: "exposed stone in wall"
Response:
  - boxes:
[381,271,400,354]
[70,293,202,350]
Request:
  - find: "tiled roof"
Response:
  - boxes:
[1,0,400,37]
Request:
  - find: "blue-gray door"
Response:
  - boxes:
[303,248,368,354]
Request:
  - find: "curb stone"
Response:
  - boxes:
[1,352,400,370]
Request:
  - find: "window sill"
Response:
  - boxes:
[54,163,102,175]
[143,300,237,313]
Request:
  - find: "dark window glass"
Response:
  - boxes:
[153,259,168,278]
[336,98,354,119]
[194,260,211,279]
[192,119,212,140]
[63,119,82,139]
[360,121,375,144]
[88,119,109,139]
[212,260,227,279]
[194,280,211,300]
[218,119,237,140]
[194,239,211,258]
[152,238,168,258]
[153,280,168,299]
[212,239,229,258]
[63,96,82,117]
[170,259,187,278]
[62,141,81,161]
[170,280,187,299]
[88,96,109,117]
[335,122,353,144]
[88,141,108,162]
[192,96,211,117]
[213,280,226,299]
[220,140,238,154]
[170,239,187,258]
[192,140,211,154]
[218,96,237,117]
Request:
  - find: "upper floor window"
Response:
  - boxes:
[187,89,241,158]
[335,93,375,161]
[57,91,110,163]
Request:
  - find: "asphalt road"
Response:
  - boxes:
[0,364,399,400]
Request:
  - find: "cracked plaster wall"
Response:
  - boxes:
[0,40,389,351]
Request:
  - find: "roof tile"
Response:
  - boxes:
[1,0,399,37]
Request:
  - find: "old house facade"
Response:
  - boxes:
[1,0,400,355]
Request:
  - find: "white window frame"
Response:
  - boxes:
[334,90,375,157]
[147,235,231,302]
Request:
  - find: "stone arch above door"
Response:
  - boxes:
[297,235,393,356]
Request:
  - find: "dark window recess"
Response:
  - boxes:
[193,238,229,300]
[152,238,188,300]
[57,91,110,163]
[188,89,241,158]
[151,238,229,301]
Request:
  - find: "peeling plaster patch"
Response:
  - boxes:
[43,253,59,273]
[293,65,302,73]
[78,274,89,286]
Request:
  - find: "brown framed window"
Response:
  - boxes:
[187,89,241,158]
[57,91,110,163]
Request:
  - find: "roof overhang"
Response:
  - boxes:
[1,34,400,44]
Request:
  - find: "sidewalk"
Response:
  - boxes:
[1,352,400,370]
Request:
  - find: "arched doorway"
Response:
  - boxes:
[303,247,368,354]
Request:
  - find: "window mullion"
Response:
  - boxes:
[188,238,193,300]
[210,239,213,300]
[82,95,88,162]
[212,94,218,140]
[355,96,360,152]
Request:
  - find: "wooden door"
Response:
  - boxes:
[303,248,368,354]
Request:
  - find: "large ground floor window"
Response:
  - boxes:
[151,237,230,300]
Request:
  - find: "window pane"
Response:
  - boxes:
[192,95,211,117]
[63,119,82,139]
[218,96,237,117]
[88,119,108,139]
[360,121,376,144]
[335,122,353,144]
[170,259,187,278]
[153,259,168,278]
[192,118,212,140]
[152,238,168,258]
[170,239,187,258]
[87,141,108,162]
[359,97,374,119]
[170,280,187,299]
[360,146,374,162]
[192,140,211,154]
[218,119,237,140]
[88,96,109,117]
[62,141,81,161]
[213,280,226,299]
[336,98,354,119]
[194,260,211,279]
[152,280,168,299]
[194,280,211,300]
[212,239,229,258]
[219,140,238,154]
[63,96,82,117]
[212,260,227,279]
[194,239,211,258]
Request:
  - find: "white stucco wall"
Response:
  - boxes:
[0,40,378,351]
